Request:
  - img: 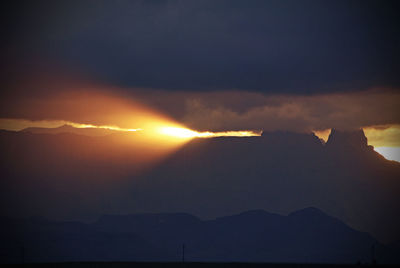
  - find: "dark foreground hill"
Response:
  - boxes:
[137,129,400,244]
[3,208,399,264]
[0,128,399,246]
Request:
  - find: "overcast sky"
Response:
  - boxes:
[2,0,399,94]
[1,0,399,144]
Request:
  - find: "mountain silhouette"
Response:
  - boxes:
[21,124,118,136]
[0,128,399,246]
[3,208,397,264]
[138,129,400,243]
[0,216,167,263]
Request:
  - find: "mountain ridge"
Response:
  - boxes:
[20,124,119,137]
[3,207,396,264]
[1,128,399,244]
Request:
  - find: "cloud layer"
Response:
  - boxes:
[2,0,400,93]
[132,88,400,133]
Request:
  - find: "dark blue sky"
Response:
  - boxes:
[2,0,400,94]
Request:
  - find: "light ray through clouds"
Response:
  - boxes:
[158,127,262,139]
[65,122,141,132]
[0,118,261,139]
[1,118,398,162]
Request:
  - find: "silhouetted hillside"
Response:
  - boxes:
[21,125,118,137]
[3,208,396,264]
[0,128,399,245]
[139,130,400,243]
[0,216,170,263]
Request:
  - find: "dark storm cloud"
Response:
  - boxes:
[2,0,400,94]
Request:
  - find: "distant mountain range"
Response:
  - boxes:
[2,207,398,264]
[21,124,119,136]
[0,127,399,249]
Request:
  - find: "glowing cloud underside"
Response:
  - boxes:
[61,122,261,139]
[0,118,261,139]
[158,127,262,139]
[66,122,141,132]
[0,118,142,132]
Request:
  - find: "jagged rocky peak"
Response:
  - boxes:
[326,128,369,149]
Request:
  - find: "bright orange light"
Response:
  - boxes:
[0,118,142,132]
[0,118,261,140]
[363,124,400,147]
[66,122,141,132]
[158,126,262,139]
[313,129,331,143]
[158,127,199,138]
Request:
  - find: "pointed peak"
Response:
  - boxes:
[326,128,368,149]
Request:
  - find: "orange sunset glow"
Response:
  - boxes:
[2,1,400,264]
[158,127,262,139]
[2,116,398,162]
[0,118,261,140]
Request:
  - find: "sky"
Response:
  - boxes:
[0,0,399,160]
[2,0,400,92]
